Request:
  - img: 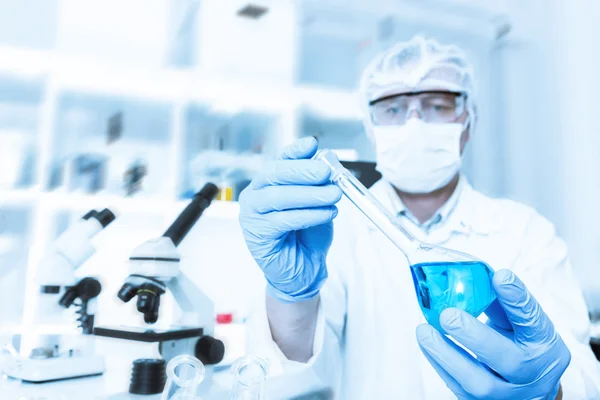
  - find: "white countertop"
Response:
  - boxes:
[0,338,329,400]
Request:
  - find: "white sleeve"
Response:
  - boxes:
[512,210,600,399]
[245,202,354,392]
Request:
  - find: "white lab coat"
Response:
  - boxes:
[248,179,600,399]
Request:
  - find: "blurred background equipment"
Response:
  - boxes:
[4,208,115,382]
[123,158,148,196]
[63,153,108,193]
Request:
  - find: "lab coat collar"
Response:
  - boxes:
[370,177,496,238]
[385,177,464,230]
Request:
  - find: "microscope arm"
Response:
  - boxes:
[160,273,224,365]
[167,273,214,332]
[38,209,116,290]
[117,183,218,323]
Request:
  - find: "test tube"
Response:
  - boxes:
[230,355,268,400]
[313,149,417,253]
[161,355,205,400]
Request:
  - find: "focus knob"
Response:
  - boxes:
[195,336,225,365]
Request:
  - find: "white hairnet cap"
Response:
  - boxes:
[359,36,477,134]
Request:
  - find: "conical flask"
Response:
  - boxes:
[314,149,495,330]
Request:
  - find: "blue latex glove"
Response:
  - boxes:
[417,269,571,400]
[238,137,342,302]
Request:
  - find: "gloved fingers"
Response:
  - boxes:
[246,185,342,214]
[262,207,338,236]
[440,308,524,382]
[417,324,500,398]
[279,137,318,160]
[484,298,513,332]
[250,160,331,190]
[493,269,555,346]
[420,344,470,398]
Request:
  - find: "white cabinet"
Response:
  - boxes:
[180,105,284,200]
[0,76,43,189]
[0,206,32,327]
[49,93,174,198]
[196,0,298,83]
[56,0,173,67]
[299,109,374,161]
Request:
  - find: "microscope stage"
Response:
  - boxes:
[93,325,204,342]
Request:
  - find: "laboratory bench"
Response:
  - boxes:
[0,338,330,400]
[3,322,600,399]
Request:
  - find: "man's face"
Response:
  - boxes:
[370,86,472,154]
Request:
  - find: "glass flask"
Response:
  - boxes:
[313,149,496,331]
[230,355,268,400]
[161,355,205,400]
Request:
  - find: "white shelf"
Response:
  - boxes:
[0,45,362,120]
[38,191,240,219]
[296,85,361,120]
[0,189,240,219]
[0,45,50,81]
[0,188,39,206]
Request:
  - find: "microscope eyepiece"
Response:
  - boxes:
[82,208,116,228]
[96,208,116,228]
[196,182,218,205]
[162,182,218,247]
[82,210,98,220]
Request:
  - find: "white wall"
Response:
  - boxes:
[548,0,600,313]
[485,0,600,312]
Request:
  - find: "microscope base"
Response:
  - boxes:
[4,355,105,383]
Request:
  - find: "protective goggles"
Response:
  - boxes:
[369,90,467,126]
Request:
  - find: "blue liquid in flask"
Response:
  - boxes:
[410,260,496,331]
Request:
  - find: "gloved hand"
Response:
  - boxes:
[417,269,570,400]
[239,137,342,302]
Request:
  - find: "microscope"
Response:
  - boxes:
[5,208,116,382]
[94,183,225,396]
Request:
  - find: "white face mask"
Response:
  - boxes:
[372,118,463,193]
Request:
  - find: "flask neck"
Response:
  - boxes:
[313,149,419,256]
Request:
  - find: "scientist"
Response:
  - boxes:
[239,36,600,399]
